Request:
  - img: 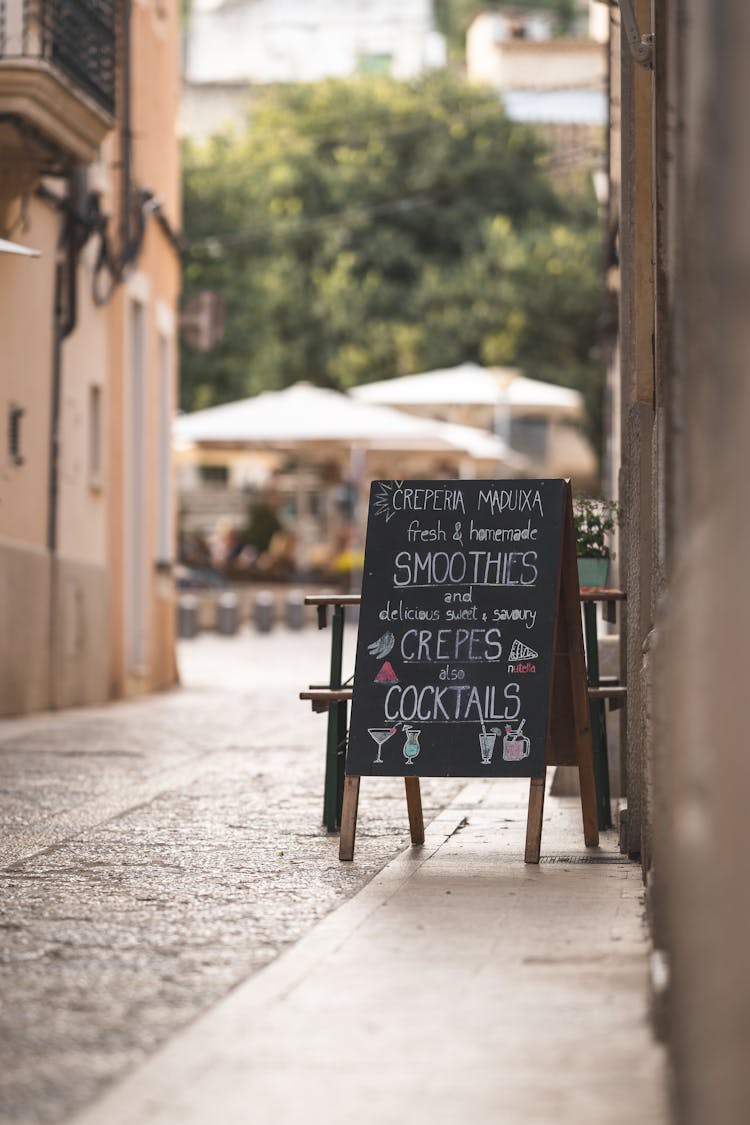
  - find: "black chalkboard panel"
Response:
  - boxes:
[346,479,566,778]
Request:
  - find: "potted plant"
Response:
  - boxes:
[573,497,619,588]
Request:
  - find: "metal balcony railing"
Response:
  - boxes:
[0,0,117,116]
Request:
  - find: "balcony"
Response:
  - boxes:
[0,0,116,170]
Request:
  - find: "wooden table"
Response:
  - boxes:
[579,588,627,829]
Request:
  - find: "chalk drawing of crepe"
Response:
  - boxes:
[367,631,395,659]
[374,661,398,684]
[508,639,539,661]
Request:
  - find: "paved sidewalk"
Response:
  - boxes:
[0,629,463,1125]
[69,778,670,1125]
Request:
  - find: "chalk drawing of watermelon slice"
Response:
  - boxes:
[374,661,398,683]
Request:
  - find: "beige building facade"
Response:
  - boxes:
[0,0,180,716]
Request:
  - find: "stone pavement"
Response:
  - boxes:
[1,627,670,1125]
[0,628,463,1125]
[68,779,670,1125]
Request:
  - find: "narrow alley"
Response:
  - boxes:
[0,628,463,1123]
[1,628,667,1124]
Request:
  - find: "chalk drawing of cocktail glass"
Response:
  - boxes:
[367,726,398,764]
[403,727,421,766]
[478,729,497,765]
[502,720,530,762]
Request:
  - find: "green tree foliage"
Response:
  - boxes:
[181,74,603,445]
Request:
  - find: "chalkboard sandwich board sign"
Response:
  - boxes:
[340,478,598,864]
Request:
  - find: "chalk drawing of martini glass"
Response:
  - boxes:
[403,727,421,766]
[367,726,398,764]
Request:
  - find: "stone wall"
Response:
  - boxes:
[616,0,750,1117]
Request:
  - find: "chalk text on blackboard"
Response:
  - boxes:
[407,519,448,542]
[378,484,466,515]
[477,486,544,515]
[383,681,522,724]
[468,518,539,543]
[393,549,539,587]
[399,627,503,662]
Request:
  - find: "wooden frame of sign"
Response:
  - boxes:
[339,478,598,864]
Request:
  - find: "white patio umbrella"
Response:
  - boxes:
[351,362,583,416]
[174,382,528,472]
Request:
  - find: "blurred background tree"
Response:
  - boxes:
[182,73,603,445]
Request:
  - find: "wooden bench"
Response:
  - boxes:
[300,688,354,713]
[302,588,628,833]
[303,595,360,831]
[579,589,627,828]
[300,683,627,709]
[588,680,627,708]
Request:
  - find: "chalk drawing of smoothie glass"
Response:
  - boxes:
[478,729,497,765]
[367,727,398,764]
[403,727,421,766]
[502,720,530,762]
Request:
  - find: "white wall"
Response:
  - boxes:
[186,0,445,85]
[467,9,605,94]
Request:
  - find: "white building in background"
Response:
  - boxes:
[186,0,445,84]
[464,3,607,180]
[466,3,607,131]
[467,8,605,91]
[182,0,446,138]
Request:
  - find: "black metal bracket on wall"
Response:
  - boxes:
[8,403,25,466]
[615,0,654,69]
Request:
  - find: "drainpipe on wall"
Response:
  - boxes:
[120,0,134,261]
[47,171,86,708]
[48,178,83,550]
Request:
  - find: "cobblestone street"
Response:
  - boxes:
[0,627,463,1125]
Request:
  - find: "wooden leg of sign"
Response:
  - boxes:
[339,776,361,862]
[404,777,425,845]
[578,756,600,847]
[524,772,546,864]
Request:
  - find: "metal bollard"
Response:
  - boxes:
[178,594,198,639]
[216,591,239,636]
[253,591,276,634]
[285,589,305,631]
